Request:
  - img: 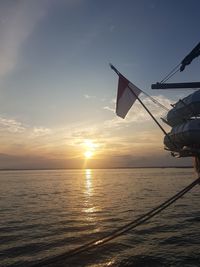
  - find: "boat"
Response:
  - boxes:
[165,89,200,127]
[162,88,200,157]
[150,42,200,161]
[164,119,200,151]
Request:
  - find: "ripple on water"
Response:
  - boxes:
[0,168,200,267]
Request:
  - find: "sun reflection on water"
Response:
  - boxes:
[85,169,93,196]
[83,169,100,223]
[83,170,102,226]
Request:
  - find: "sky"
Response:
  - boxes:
[0,0,199,169]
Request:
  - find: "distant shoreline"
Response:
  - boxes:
[0,166,193,171]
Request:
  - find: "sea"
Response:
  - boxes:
[1,168,200,267]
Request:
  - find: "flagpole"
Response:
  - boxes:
[110,64,168,135]
[110,64,177,148]
[128,84,168,136]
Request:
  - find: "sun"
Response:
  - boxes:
[83,139,98,159]
[84,139,96,149]
[84,150,94,159]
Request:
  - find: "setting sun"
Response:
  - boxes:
[83,139,99,160]
[84,151,94,159]
[84,140,96,149]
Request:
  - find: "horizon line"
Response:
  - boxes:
[0,166,193,171]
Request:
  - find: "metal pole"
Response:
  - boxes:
[128,85,169,136]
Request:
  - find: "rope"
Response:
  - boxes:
[161,68,180,83]
[160,63,181,83]
[31,176,200,267]
[141,91,169,111]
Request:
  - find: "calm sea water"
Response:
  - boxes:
[0,168,200,267]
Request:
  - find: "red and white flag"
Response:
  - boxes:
[116,74,142,118]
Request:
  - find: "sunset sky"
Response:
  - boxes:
[0,0,199,169]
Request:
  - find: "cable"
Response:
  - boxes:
[160,63,181,83]
[141,91,169,111]
[161,68,180,83]
[30,176,200,267]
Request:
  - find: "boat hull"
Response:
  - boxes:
[166,90,200,127]
[164,119,200,151]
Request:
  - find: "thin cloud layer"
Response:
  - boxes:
[103,95,172,129]
[0,1,47,76]
[0,116,26,133]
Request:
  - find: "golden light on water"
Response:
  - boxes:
[83,170,102,228]
[85,169,92,195]
[85,168,91,176]
[83,169,94,219]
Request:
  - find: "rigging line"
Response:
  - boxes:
[160,63,181,83]
[161,68,180,84]
[30,176,200,267]
[128,85,169,137]
[109,177,200,239]
[128,85,178,150]
[141,90,169,111]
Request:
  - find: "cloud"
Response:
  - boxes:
[0,1,47,76]
[0,116,26,133]
[0,115,53,138]
[0,114,190,169]
[32,127,51,137]
[103,106,115,112]
[102,98,116,112]
[84,94,96,99]
[29,94,172,154]
[103,94,172,129]
[0,93,177,169]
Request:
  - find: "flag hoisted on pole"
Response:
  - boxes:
[110,64,173,144]
[109,64,142,118]
[116,73,142,118]
[110,64,169,119]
